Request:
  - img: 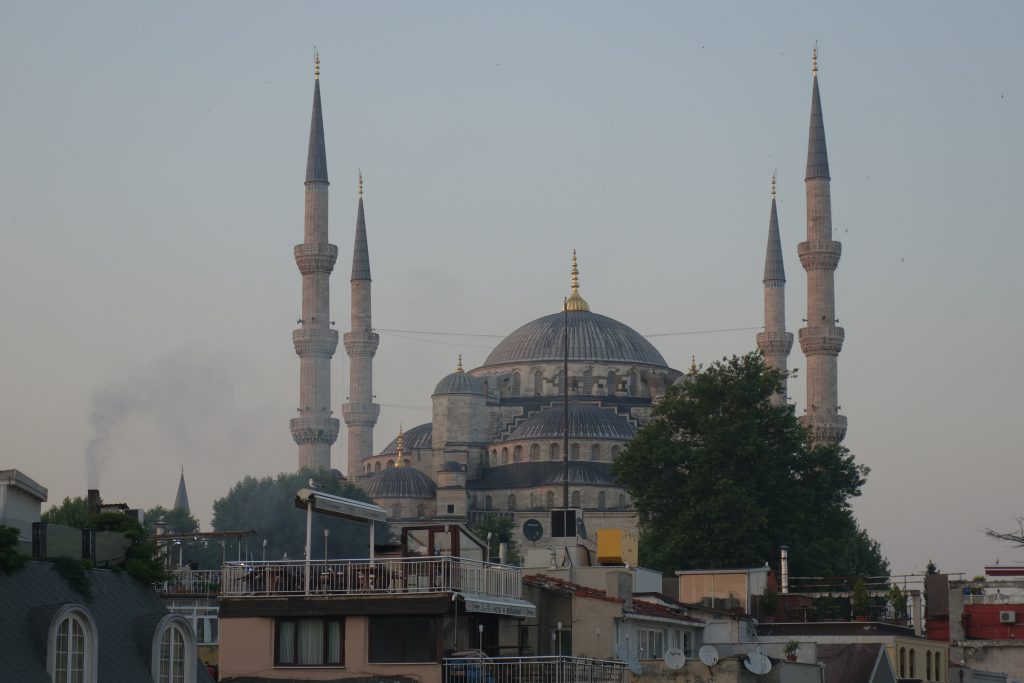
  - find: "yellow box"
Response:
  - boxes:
[596,528,638,566]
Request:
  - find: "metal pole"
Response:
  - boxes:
[304,500,312,595]
[370,520,375,564]
[562,298,569,512]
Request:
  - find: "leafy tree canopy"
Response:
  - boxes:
[41,496,90,529]
[471,514,522,565]
[206,469,377,568]
[610,352,888,578]
[0,525,29,572]
[143,505,199,535]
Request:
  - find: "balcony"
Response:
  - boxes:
[443,656,627,683]
[220,556,523,601]
[159,568,223,597]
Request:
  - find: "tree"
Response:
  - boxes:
[887,584,908,624]
[208,469,376,567]
[471,514,521,565]
[0,525,28,572]
[41,496,90,528]
[983,517,1024,548]
[91,512,167,584]
[926,559,939,575]
[610,352,888,577]
[851,578,871,616]
[143,505,199,535]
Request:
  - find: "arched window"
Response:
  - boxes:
[533,370,544,395]
[365,463,372,474]
[617,493,626,508]
[607,371,617,395]
[590,444,601,460]
[511,372,521,397]
[611,445,621,459]
[508,494,516,511]
[935,652,942,682]
[926,651,932,681]
[582,367,593,394]
[909,649,916,679]
[899,648,905,678]
[156,621,196,683]
[514,446,522,462]
[417,503,426,519]
[387,460,395,469]
[546,491,555,508]
[374,461,381,472]
[530,444,540,461]
[571,491,581,508]
[549,443,559,460]
[392,503,401,519]
[570,443,581,460]
[628,369,639,396]
[598,491,606,509]
[485,496,493,511]
[49,606,98,683]
[529,493,536,508]
[492,449,498,466]
[404,459,411,467]
[501,447,509,464]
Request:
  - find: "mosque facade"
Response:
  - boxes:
[291,50,844,547]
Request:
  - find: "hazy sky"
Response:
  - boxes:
[2,1,1022,578]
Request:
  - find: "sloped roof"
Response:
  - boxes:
[818,643,895,683]
[505,403,637,442]
[363,466,437,500]
[468,461,618,490]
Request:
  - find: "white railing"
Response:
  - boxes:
[220,556,522,600]
[443,656,627,683]
[964,593,1024,605]
[159,569,223,596]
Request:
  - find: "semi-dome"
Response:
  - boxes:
[363,466,437,500]
[379,422,433,455]
[505,403,637,442]
[469,461,618,490]
[433,357,486,396]
[482,310,667,368]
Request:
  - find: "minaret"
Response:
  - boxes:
[756,173,793,406]
[342,172,380,480]
[173,466,190,514]
[290,53,340,470]
[798,47,847,444]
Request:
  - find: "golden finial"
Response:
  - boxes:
[456,354,464,373]
[314,49,320,80]
[688,355,698,376]
[396,425,405,464]
[771,170,777,200]
[812,43,818,77]
[358,170,364,198]
[564,249,591,312]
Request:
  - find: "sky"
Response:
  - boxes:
[2,1,1022,579]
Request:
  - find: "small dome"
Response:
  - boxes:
[363,466,436,500]
[433,364,486,396]
[440,461,465,473]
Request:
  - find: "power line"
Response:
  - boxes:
[376,324,761,342]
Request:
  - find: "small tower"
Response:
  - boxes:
[756,174,794,406]
[173,466,190,514]
[342,172,381,480]
[290,53,341,469]
[798,47,847,444]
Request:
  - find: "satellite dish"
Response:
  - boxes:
[614,644,643,675]
[743,650,773,676]
[522,519,544,542]
[576,519,588,540]
[627,660,643,676]
[698,645,719,667]
[664,648,686,670]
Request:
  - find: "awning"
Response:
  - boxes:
[457,593,536,619]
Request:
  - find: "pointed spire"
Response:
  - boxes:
[688,355,698,376]
[173,467,190,514]
[305,55,329,184]
[764,173,786,283]
[351,172,371,280]
[806,45,831,180]
[564,249,591,312]
[456,354,464,373]
[396,426,405,465]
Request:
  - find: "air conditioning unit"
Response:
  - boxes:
[999,610,1016,623]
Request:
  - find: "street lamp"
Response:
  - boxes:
[262,539,267,562]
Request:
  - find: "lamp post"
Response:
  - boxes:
[324,528,330,562]
[262,539,267,562]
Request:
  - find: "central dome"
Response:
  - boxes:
[482,310,667,368]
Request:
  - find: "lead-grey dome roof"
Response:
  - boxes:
[363,466,436,500]
[483,310,667,368]
[468,461,618,490]
[506,403,637,442]
[379,423,433,455]
[433,369,486,396]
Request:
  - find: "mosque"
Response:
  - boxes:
[288,50,846,547]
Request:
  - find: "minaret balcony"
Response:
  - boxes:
[342,403,381,427]
[798,326,845,356]
[294,243,339,274]
[799,413,848,445]
[756,330,794,355]
[797,240,842,271]
[293,328,339,357]
[290,416,340,445]
[343,331,380,356]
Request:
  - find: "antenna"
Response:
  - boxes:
[743,649,773,676]
[698,645,719,668]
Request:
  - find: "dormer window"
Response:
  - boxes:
[151,615,197,683]
[48,605,98,683]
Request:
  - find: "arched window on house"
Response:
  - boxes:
[508,494,516,511]
[49,606,98,683]
[570,443,581,460]
[514,446,522,462]
[534,370,544,395]
[617,493,626,508]
[582,367,593,394]
[511,372,521,397]
[590,444,601,460]
[571,491,582,508]
[530,444,540,461]
[501,447,509,464]
[546,491,555,508]
[154,616,197,683]
[549,443,559,460]
[485,496,493,511]
[598,491,606,509]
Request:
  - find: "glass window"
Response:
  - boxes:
[590,444,601,460]
[638,628,665,659]
[54,614,86,683]
[570,443,581,460]
[571,491,581,508]
[514,446,522,462]
[530,444,540,460]
[511,373,521,396]
[369,616,437,663]
[598,491,606,509]
[158,624,187,683]
[275,618,344,666]
[546,491,555,508]
[549,443,559,460]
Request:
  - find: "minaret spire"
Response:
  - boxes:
[342,173,380,480]
[173,467,190,514]
[291,58,340,470]
[756,172,793,406]
[564,249,590,312]
[798,49,846,444]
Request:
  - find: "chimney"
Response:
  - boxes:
[498,533,509,565]
[606,570,633,610]
[780,546,790,594]
[87,489,101,519]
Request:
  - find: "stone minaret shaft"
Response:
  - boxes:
[341,175,380,480]
[756,177,793,406]
[798,50,846,444]
[290,57,340,470]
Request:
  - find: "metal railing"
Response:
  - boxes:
[159,569,223,596]
[443,657,627,683]
[220,556,522,600]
